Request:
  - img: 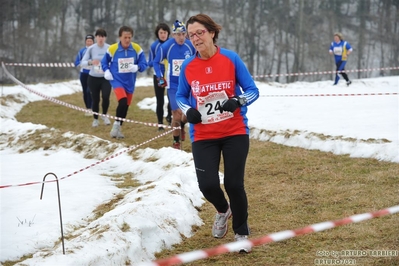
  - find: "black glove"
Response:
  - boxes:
[222,98,239,112]
[186,108,202,124]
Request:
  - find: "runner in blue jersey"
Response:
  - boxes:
[153,20,195,149]
[329,32,353,86]
[102,25,148,139]
[74,34,94,115]
[148,23,172,131]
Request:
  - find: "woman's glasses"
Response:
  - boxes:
[186,29,208,40]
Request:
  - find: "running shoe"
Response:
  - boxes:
[212,206,232,238]
[101,115,111,125]
[346,80,352,86]
[92,119,99,127]
[234,234,251,253]
[172,141,180,150]
[110,122,124,139]
[116,130,124,138]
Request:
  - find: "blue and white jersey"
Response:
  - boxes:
[74,46,91,74]
[329,41,352,63]
[153,38,195,89]
[148,39,169,76]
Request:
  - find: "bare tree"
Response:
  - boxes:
[1,0,398,84]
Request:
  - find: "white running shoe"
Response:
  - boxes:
[212,206,232,238]
[234,234,251,253]
[92,119,99,127]
[116,130,124,138]
[102,115,111,125]
[110,122,124,138]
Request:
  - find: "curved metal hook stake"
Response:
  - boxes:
[40,172,65,255]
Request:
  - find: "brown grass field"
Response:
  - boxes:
[7,81,399,266]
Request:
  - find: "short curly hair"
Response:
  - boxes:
[186,14,222,44]
[118,26,134,37]
[334,32,343,40]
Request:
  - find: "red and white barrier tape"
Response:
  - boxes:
[3,62,399,264]
[3,61,398,78]
[261,92,398,97]
[1,62,178,189]
[254,66,399,79]
[4,62,397,102]
[0,62,396,187]
[139,205,399,266]
[3,62,75,67]
[1,62,173,129]
[0,128,174,189]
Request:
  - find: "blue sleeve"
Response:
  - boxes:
[101,51,111,72]
[74,52,80,67]
[346,42,352,50]
[234,53,259,106]
[148,43,155,68]
[74,49,83,67]
[153,46,164,78]
[176,58,195,114]
[137,51,148,72]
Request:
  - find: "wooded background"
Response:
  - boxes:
[1,0,398,84]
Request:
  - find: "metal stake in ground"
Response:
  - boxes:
[40,172,65,255]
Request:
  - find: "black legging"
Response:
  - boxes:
[79,72,92,109]
[192,134,250,235]
[88,76,111,119]
[336,61,349,82]
[153,75,171,124]
[116,97,129,125]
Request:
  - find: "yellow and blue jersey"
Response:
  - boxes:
[101,41,147,93]
[329,40,352,62]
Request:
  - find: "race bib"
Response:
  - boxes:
[197,91,233,124]
[333,46,343,56]
[172,59,184,76]
[93,65,104,74]
[118,58,134,73]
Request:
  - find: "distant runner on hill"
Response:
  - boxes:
[329,32,353,86]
